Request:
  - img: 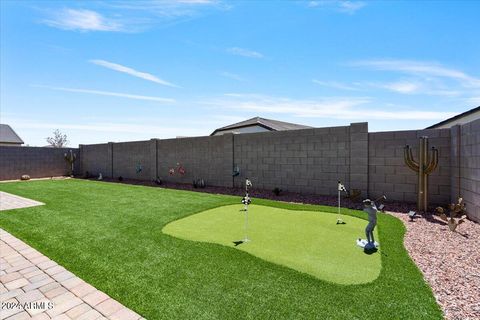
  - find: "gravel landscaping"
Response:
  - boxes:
[92,177,418,212]
[388,211,480,320]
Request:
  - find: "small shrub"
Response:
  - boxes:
[436,197,467,232]
[118,176,123,181]
[273,187,282,196]
[21,174,30,181]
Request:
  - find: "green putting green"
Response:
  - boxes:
[163,204,381,285]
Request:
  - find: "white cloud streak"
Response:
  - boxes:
[352,59,480,88]
[308,1,366,14]
[466,96,480,106]
[43,9,123,32]
[227,47,264,59]
[313,77,464,96]
[373,81,422,94]
[338,1,366,14]
[13,121,199,136]
[34,85,175,103]
[90,59,179,87]
[42,2,226,33]
[220,71,245,81]
[205,93,456,120]
[312,79,358,90]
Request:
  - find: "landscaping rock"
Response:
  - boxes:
[388,211,480,320]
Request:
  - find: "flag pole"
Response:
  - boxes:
[243,178,252,242]
[337,181,346,225]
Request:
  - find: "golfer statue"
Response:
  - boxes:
[362,199,378,251]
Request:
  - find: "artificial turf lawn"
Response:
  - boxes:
[0,179,442,319]
[163,204,381,285]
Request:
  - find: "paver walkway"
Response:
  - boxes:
[0,192,44,211]
[0,229,143,320]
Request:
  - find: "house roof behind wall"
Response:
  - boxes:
[426,106,480,129]
[0,124,24,144]
[211,117,312,135]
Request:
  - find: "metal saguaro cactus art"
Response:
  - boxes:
[64,150,77,177]
[404,136,439,212]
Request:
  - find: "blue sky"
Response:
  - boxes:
[1,0,479,147]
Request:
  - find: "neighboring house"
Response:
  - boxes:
[0,124,24,146]
[211,117,312,136]
[426,106,480,129]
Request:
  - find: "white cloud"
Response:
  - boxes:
[466,96,480,106]
[220,71,245,81]
[307,1,366,14]
[34,85,175,103]
[204,93,456,120]
[352,59,480,88]
[41,2,226,33]
[377,81,421,94]
[90,59,179,87]
[105,0,227,19]
[13,121,196,135]
[176,0,217,4]
[312,78,460,96]
[227,47,264,59]
[43,9,123,32]
[376,80,460,96]
[338,1,366,14]
[312,79,358,90]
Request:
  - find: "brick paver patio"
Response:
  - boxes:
[0,192,44,211]
[0,229,143,319]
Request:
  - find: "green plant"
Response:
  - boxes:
[436,198,467,232]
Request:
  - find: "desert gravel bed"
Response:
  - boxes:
[388,211,480,320]
[92,177,416,212]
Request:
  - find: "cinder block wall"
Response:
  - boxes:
[156,134,233,187]
[232,123,368,195]
[451,119,480,222]
[112,140,154,180]
[368,129,451,204]
[76,120,480,221]
[0,146,79,180]
[80,143,110,177]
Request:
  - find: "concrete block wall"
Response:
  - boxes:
[452,119,480,222]
[368,129,451,204]
[450,125,461,203]
[156,134,233,187]
[75,119,480,222]
[0,146,79,180]
[80,143,110,177]
[233,123,368,195]
[350,123,369,193]
[112,140,154,180]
